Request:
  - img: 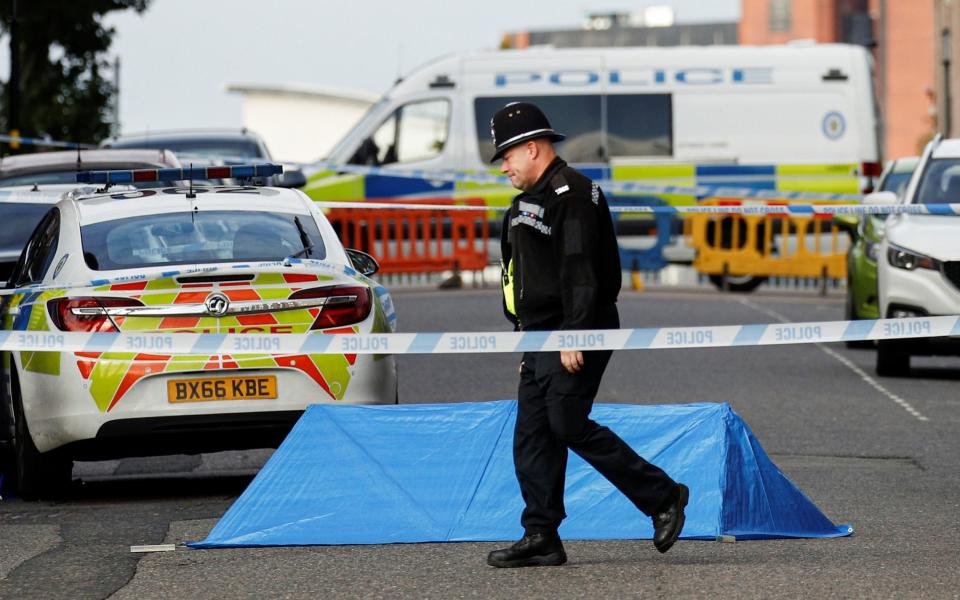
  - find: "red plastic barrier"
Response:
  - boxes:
[327,198,490,275]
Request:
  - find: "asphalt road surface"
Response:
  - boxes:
[1,285,958,599]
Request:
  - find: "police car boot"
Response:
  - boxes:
[486,532,567,568]
[652,483,689,553]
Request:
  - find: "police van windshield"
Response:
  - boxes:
[325,99,389,162]
[80,210,326,271]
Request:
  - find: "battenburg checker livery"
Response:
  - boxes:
[0,165,397,500]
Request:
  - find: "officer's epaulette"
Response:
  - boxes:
[550,172,570,196]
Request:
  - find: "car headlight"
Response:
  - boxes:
[887,243,940,271]
[865,241,880,262]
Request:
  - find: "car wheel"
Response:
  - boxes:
[708,274,767,292]
[11,371,72,500]
[844,279,873,349]
[876,340,910,377]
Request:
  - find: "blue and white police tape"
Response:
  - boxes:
[0,316,955,357]
[304,161,866,202]
[0,133,97,150]
[0,258,366,298]
[66,152,868,201]
[314,200,960,217]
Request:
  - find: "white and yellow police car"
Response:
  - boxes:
[0,164,397,499]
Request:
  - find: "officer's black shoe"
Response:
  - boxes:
[486,532,567,568]
[653,483,689,554]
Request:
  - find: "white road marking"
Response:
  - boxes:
[738,298,929,422]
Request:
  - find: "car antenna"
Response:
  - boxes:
[186,162,196,199]
[186,162,198,224]
[76,143,82,173]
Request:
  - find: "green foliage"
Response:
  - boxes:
[0,0,151,149]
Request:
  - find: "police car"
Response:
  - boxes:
[0,164,397,499]
[876,136,960,375]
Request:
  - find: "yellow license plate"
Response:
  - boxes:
[167,375,277,403]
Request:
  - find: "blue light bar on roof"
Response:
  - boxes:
[75,163,284,184]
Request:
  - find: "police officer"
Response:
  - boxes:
[486,102,689,568]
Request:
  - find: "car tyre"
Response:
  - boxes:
[875,340,910,377]
[11,371,72,500]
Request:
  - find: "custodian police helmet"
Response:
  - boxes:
[489,102,565,163]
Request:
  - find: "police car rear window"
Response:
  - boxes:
[80,210,326,271]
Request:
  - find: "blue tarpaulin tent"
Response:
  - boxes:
[192,401,851,548]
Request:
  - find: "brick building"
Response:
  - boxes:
[501,9,737,50]
[741,0,937,159]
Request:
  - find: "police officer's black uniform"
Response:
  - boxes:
[487,102,688,568]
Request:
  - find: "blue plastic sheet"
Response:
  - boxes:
[192,401,851,547]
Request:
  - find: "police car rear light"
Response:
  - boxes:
[49,297,144,332]
[289,285,372,330]
[75,163,283,184]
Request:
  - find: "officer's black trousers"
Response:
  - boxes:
[514,312,678,535]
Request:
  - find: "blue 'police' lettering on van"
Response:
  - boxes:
[548,71,600,86]
[675,68,723,84]
[496,68,774,87]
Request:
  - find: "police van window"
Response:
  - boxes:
[396,100,450,163]
[349,99,450,166]
[367,112,398,165]
[475,96,602,163]
[606,94,673,157]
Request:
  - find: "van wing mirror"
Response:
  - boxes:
[345,248,380,276]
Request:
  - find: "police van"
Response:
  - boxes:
[306,43,881,204]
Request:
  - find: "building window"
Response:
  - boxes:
[769,0,791,33]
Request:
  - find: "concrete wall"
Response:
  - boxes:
[227,84,378,163]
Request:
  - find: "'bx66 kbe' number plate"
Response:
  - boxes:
[167,376,277,403]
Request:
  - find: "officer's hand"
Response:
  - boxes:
[561,350,584,374]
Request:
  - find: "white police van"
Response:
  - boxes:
[306,43,881,203]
